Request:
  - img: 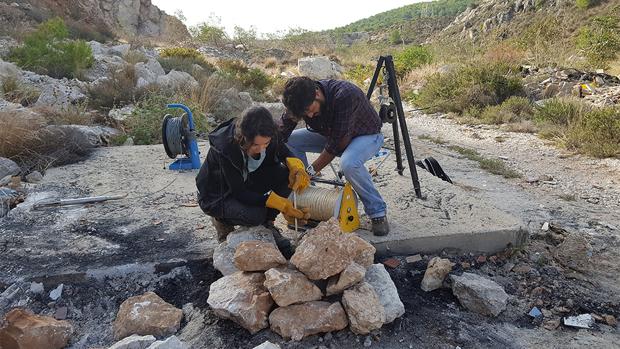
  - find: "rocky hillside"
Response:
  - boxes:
[0,0,189,43]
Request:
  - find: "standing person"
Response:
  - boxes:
[196,106,310,243]
[279,76,389,236]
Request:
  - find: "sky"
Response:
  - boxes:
[151,0,429,36]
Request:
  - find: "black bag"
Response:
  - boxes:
[416,157,453,184]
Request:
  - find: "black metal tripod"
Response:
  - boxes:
[366,55,422,199]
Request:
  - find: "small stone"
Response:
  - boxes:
[563,314,594,329]
[49,284,64,301]
[363,336,372,347]
[253,341,281,349]
[461,262,471,269]
[488,256,498,263]
[341,282,385,335]
[450,273,508,317]
[234,240,286,272]
[543,319,561,330]
[326,262,366,296]
[109,334,157,349]
[382,258,400,269]
[405,254,422,263]
[603,314,617,326]
[54,307,68,320]
[269,301,348,341]
[264,267,323,306]
[476,255,487,264]
[146,335,188,349]
[25,171,43,183]
[541,222,549,231]
[113,292,183,340]
[0,308,73,349]
[421,257,453,292]
[512,263,531,274]
[30,282,45,294]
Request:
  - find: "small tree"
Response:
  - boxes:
[233,25,257,48]
[390,29,403,45]
[190,14,227,46]
[8,17,93,79]
[576,15,620,68]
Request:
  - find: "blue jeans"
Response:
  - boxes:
[287,129,387,218]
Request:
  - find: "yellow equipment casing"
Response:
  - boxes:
[338,183,360,233]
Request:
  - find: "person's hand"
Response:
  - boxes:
[266,192,309,220]
[286,157,310,193]
[284,207,310,225]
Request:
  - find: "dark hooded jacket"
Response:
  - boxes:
[195,117,293,216]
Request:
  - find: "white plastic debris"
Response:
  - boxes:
[541,222,550,231]
[563,314,594,329]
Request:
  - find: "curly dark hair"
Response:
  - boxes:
[282,76,317,118]
[234,106,277,150]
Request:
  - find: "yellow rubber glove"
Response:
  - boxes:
[266,192,310,220]
[286,157,310,193]
[283,207,310,226]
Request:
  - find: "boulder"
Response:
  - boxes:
[326,262,366,296]
[255,102,286,119]
[207,271,273,334]
[156,70,198,90]
[0,308,73,349]
[212,87,253,120]
[364,264,405,323]
[109,104,135,122]
[25,171,42,183]
[45,125,120,147]
[145,335,188,349]
[34,81,86,110]
[291,219,375,280]
[264,268,323,307]
[341,282,385,334]
[234,240,286,271]
[83,55,127,82]
[421,257,454,292]
[212,226,277,276]
[450,273,508,317]
[0,157,20,179]
[135,59,165,88]
[109,44,131,57]
[269,301,348,341]
[298,56,343,80]
[113,292,183,340]
[108,334,156,349]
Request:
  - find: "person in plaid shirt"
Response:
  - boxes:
[278,76,389,235]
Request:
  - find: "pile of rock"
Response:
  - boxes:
[521,66,620,106]
[208,219,405,341]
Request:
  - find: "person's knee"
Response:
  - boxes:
[340,156,364,175]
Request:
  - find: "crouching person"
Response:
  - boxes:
[196,106,310,244]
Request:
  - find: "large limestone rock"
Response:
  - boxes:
[212,87,254,121]
[234,240,286,272]
[421,257,454,292]
[253,341,281,349]
[108,334,156,349]
[269,301,348,341]
[364,264,405,323]
[264,268,323,307]
[326,262,366,296]
[298,56,343,80]
[45,125,120,147]
[207,271,273,334]
[0,308,73,349]
[291,219,375,280]
[341,282,385,334]
[450,273,508,317]
[145,335,188,349]
[213,226,278,276]
[156,70,198,90]
[113,292,183,340]
[135,58,166,88]
[33,80,86,110]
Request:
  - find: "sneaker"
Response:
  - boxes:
[211,217,234,242]
[371,216,390,236]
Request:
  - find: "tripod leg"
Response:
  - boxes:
[392,120,404,175]
[385,56,422,198]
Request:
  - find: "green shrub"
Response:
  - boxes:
[344,64,374,88]
[87,64,149,111]
[576,0,590,9]
[390,30,403,45]
[8,18,94,79]
[415,64,523,114]
[534,98,587,126]
[479,96,534,124]
[217,59,272,96]
[394,45,432,77]
[567,107,620,157]
[190,20,227,46]
[576,16,620,68]
[127,91,208,145]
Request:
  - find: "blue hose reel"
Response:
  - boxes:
[162,104,201,170]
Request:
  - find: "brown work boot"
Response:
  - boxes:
[371,216,390,236]
[211,217,234,242]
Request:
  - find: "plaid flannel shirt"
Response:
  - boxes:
[278,80,382,156]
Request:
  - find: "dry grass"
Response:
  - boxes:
[263,57,278,68]
[400,63,441,93]
[191,74,236,116]
[34,103,95,126]
[1,75,40,106]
